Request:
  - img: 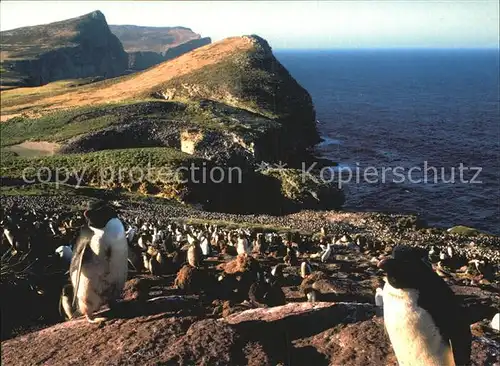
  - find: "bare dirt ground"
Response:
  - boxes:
[4,141,60,156]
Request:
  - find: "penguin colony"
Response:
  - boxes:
[1,203,499,365]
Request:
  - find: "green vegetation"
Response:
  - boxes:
[262,168,345,210]
[0,98,279,156]
[0,108,118,146]
[0,101,168,147]
[151,49,280,119]
[177,100,280,137]
[448,225,481,236]
[0,149,19,160]
[1,147,195,177]
[1,147,207,201]
[1,183,107,198]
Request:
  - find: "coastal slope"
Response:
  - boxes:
[1,30,342,212]
[1,35,319,162]
[0,11,128,89]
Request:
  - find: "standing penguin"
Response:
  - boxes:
[69,201,128,323]
[378,245,471,366]
[187,239,202,268]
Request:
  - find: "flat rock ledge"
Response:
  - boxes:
[2,300,499,365]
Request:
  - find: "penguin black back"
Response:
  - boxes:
[379,245,472,365]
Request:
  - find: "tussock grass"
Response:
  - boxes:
[1,147,207,201]
[0,108,119,146]
[0,101,164,147]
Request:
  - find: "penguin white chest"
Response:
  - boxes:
[236,238,249,255]
[85,219,128,292]
[382,283,455,366]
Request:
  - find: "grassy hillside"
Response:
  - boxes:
[0,32,340,213]
[0,101,183,147]
[0,36,268,119]
[1,147,205,198]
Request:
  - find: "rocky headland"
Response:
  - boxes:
[109,24,212,71]
[1,31,343,213]
[0,11,128,89]
[1,10,499,366]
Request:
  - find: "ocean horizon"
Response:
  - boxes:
[276,48,500,235]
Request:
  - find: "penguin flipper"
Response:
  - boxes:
[449,307,472,366]
[418,272,472,366]
[69,227,93,307]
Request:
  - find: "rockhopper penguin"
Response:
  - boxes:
[69,201,128,323]
[378,245,471,366]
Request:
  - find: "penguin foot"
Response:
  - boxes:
[85,314,107,324]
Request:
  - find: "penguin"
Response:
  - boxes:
[137,235,149,251]
[374,287,384,307]
[300,261,312,279]
[284,246,298,266]
[161,232,175,253]
[248,272,286,307]
[2,222,30,254]
[55,245,73,264]
[305,288,318,303]
[144,246,163,275]
[149,253,162,276]
[155,251,168,274]
[125,226,137,245]
[320,243,333,263]
[59,284,74,320]
[69,201,129,324]
[428,246,440,263]
[200,235,211,256]
[236,234,250,255]
[270,264,285,282]
[127,241,143,271]
[142,252,151,273]
[378,245,471,366]
[491,313,500,331]
[252,233,267,254]
[187,240,202,268]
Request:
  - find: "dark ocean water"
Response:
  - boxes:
[275,49,500,234]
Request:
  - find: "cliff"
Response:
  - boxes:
[1,34,335,212]
[1,35,320,160]
[0,11,128,89]
[109,25,211,71]
[109,25,202,53]
[152,35,321,161]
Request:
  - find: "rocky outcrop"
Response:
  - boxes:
[0,11,128,87]
[109,25,202,53]
[126,51,165,71]
[126,38,212,71]
[154,35,320,164]
[110,24,211,71]
[2,299,498,366]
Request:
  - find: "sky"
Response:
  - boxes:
[0,1,498,49]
